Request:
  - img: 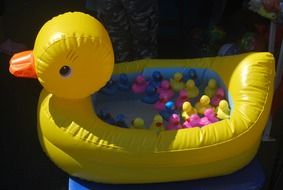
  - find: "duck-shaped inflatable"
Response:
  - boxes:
[170,72,185,92]
[8,11,275,185]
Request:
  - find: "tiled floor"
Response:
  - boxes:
[1,1,283,190]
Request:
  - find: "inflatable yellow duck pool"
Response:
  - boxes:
[9,12,275,184]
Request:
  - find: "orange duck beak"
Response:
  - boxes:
[9,50,37,78]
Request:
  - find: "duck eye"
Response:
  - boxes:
[59,66,72,77]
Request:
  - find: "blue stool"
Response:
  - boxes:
[68,158,265,190]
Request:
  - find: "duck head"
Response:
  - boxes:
[173,72,183,82]
[208,79,217,89]
[219,100,230,112]
[186,79,195,89]
[9,12,114,99]
[153,114,163,127]
[200,95,210,105]
[182,101,193,111]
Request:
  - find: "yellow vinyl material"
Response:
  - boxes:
[10,11,275,184]
[38,52,275,183]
